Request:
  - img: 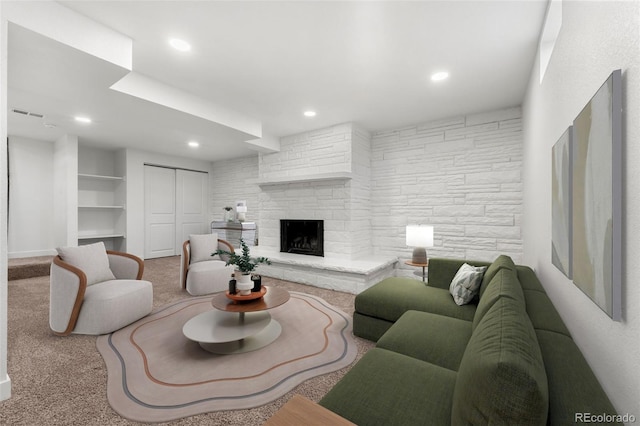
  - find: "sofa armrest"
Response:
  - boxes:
[50,257,87,336]
[181,241,191,289]
[217,239,234,263]
[107,251,144,280]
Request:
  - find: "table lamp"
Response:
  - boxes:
[406,225,434,264]
[236,205,247,222]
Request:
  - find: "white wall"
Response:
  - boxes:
[53,134,78,249]
[522,1,639,415]
[371,107,524,270]
[7,136,55,257]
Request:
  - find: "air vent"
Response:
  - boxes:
[12,108,44,118]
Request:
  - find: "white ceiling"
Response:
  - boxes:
[7,0,548,162]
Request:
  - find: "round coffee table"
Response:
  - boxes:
[182,286,290,354]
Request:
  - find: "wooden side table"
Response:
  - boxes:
[264,395,355,426]
[404,260,428,282]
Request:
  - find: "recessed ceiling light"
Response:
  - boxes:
[431,71,449,82]
[188,141,199,148]
[303,111,316,117]
[74,116,92,124]
[169,38,191,52]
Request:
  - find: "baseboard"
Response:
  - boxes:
[0,374,11,401]
[8,249,57,259]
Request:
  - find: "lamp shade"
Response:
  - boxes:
[236,205,248,213]
[406,225,434,247]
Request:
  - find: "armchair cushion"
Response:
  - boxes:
[186,260,234,295]
[189,233,220,264]
[73,279,153,335]
[56,242,115,285]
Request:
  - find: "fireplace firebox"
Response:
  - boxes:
[280,220,324,257]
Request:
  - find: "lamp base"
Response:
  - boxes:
[411,247,427,264]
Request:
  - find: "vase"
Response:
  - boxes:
[235,272,253,295]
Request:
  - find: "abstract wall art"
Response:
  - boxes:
[571,69,622,321]
[551,127,572,279]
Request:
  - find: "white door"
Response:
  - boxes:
[144,166,209,259]
[144,166,177,259]
[175,169,208,253]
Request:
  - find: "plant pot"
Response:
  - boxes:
[235,272,253,295]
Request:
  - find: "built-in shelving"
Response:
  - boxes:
[77,168,126,250]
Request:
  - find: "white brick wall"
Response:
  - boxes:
[371,107,523,270]
[257,123,371,259]
[209,156,260,228]
[211,107,524,280]
[258,123,353,180]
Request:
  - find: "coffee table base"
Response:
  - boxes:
[183,310,283,355]
[199,320,282,354]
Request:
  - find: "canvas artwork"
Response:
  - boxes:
[551,127,572,278]
[571,69,622,321]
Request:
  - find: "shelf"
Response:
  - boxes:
[78,173,124,181]
[78,234,125,240]
[257,171,352,186]
[78,205,125,209]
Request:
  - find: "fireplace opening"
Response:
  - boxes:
[280,220,324,257]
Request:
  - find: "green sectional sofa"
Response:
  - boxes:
[319,255,621,425]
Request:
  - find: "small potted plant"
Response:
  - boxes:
[213,238,271,295]
[223,206,233,222]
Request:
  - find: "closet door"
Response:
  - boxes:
[175,169,208,253]
[144,166,177,259]
[144,166,209,259]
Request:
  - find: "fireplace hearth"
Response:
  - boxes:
[280,220,324,257]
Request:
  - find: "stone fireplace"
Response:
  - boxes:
[280,219,324,257]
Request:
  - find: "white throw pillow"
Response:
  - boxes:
[56,242,116,286]
[449,263,487,306]
[189,233,219,264]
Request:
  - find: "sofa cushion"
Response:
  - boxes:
[189,233,220,264]
[535,330,622,425]
[524,290,571,336]
[56,242,116,286]
[452,297,548,425]
[449,263,487,305]
[352,312,395,342]
[320,348,456,426]
[426,258,491,290]
[479,254,516,299]
[376,310,472,371]
[473,267,524,331]
[355,278,476,324]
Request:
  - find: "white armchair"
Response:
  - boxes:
[181,234,235,296]
[50,242,153,336]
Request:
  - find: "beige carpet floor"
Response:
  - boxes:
[2,256,374,425]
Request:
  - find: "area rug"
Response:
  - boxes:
[96,291,357,422]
